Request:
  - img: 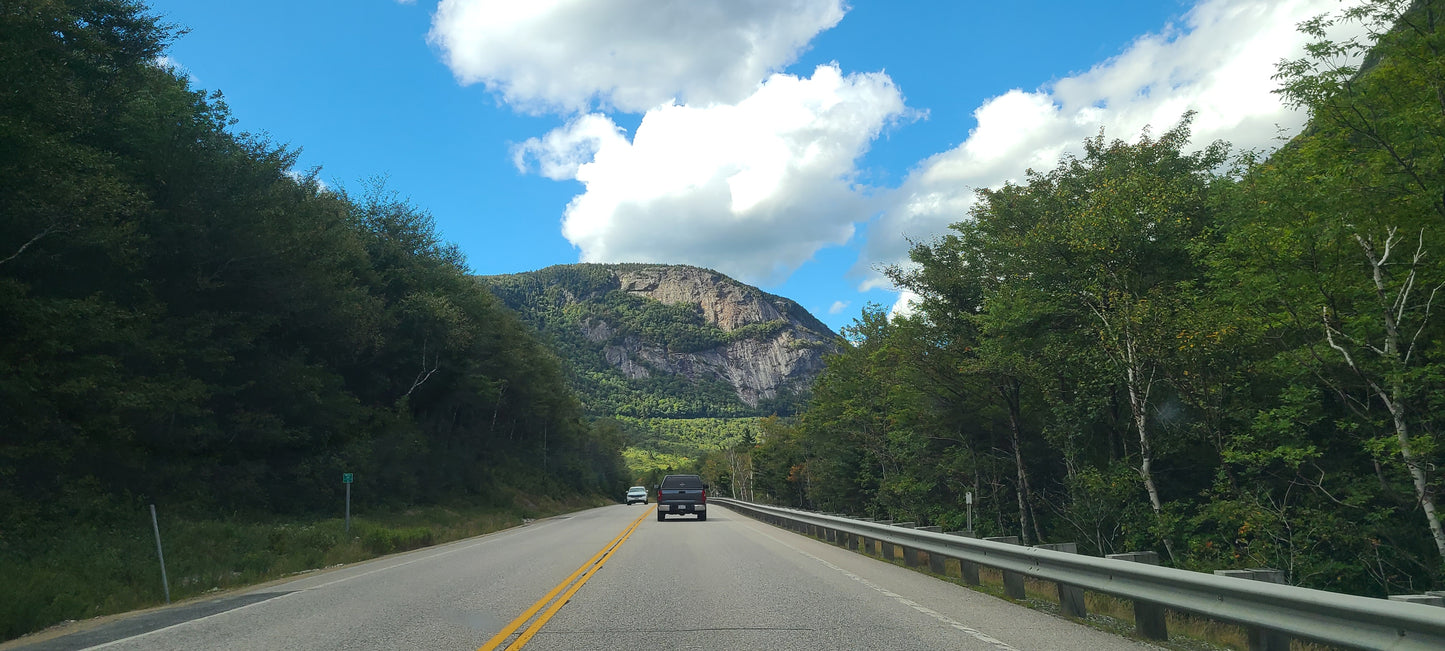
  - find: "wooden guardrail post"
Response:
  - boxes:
[946,531,980,584]
[1108,552,1167,641]
[874,520,892,557]
[1035,543,1086,618]
[1215,569,1291,650]
[984,536,1025,599]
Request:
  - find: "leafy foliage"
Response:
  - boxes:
[0,0,627,564]
[736,0,1445,595]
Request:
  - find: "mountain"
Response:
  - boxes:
[481,264,839,418]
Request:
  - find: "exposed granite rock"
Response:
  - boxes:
[616,267,784,332]
[483,264,838,412]
[606,266,833,406]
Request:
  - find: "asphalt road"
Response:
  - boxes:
[15,504,1160,650]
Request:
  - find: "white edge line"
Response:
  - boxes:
[748,523,1023,651]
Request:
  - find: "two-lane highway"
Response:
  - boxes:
[17,504,1158,650]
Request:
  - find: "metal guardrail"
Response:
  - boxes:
[713,497,1445,651]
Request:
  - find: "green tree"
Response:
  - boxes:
[1230,0,1445,565]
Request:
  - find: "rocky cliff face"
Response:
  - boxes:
[482,264,837,416]
[616,267,783,332]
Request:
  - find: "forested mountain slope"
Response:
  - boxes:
[482,264,838,418]
[1,1,633,638]
[0,0,625,527]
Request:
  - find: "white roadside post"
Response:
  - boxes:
[149,504,170,604]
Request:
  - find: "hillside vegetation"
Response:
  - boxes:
[483,263,835,419]
[610,417,762,485]
[706,0,1445,597]
[0,0,625,638]
[484,264,838,481]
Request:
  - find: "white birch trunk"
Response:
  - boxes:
[1323,229,1445,562]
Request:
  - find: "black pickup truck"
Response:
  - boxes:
[655,474,707,521]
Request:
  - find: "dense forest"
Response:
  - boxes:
[702,0,1445,597]
[0,0,627,535]
[608,416,763,485]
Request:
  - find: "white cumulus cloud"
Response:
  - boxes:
[515,64,908,285]
[428,0,847,113]
[828,300,850,315]
[858,0,1368,290]
[889,290,919,320]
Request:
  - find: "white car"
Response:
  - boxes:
[625,486,648,505]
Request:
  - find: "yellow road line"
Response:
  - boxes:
[478,505,653,651]
[507,509,647,648]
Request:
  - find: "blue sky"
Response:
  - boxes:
[145,0,1355,333]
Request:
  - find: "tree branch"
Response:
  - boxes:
[0,225,56,267]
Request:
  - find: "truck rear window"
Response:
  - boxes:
[661,476,702,488]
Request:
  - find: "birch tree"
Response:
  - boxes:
[992,121,1225,559]
[1266,0,1445,564]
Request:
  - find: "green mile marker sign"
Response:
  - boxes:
[342,473,353,484]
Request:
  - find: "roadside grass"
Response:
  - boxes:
[0,493,610,642]
[819,538,1339,651]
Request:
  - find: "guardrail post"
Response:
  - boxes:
[945,531,980,584]
[1035,543,1086,618]
[1215,569,1291,650]
[917,526,945,573]
[853,519,873,555]
[894,523,918,566]
[984,536,1025,599]
[875,521,892,558]
[1108,552,1167,641]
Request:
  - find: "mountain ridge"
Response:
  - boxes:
[480,263,838,417]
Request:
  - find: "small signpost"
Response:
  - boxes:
[965,491,974,533]
[343,473,353,534]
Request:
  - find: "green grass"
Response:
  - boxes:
[0,493,609,642]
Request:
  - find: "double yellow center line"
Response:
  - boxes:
[478,505,654,651]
